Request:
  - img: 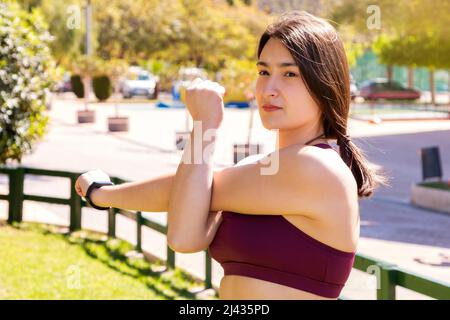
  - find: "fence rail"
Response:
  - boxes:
[1,165,449,300]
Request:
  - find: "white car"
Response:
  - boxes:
[172,67,208,101]
[121,68,158,99]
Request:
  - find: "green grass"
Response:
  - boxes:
[0,222,217,300]
[419,182,450,192]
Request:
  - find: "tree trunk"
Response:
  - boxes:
[114,80,120,118]
[387,65,393,82]
[82,76,91,111]
[429,69,435,106]
[407,67,414,88]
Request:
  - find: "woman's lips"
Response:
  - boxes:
[262,105,282,112]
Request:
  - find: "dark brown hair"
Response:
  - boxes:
[258,11,386,197]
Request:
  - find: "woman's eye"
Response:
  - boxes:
[285,72,297,77]
[258,70,269,76]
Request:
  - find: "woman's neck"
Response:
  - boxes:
[276,125,327,150]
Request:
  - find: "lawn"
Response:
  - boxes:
[0,222,216,300]
[419,182,450,191]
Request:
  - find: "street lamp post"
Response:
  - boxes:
[76,0,96,123]
[85,0,92,56]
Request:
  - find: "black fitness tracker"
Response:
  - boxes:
[84,181,114,210]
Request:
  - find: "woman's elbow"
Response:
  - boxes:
[167,234,208,254]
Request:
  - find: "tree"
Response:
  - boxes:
[38,0,85,66]
[330,0,450,104]
[104,59,128,117]
[71,55,102,110]
[0,2,56,164]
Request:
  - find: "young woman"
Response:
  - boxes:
[75,11,384,300]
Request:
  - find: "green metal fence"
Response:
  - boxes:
[0,165,449,300]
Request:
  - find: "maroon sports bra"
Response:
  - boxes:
[208,143,356,299]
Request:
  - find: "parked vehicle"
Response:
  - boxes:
[56,72,72,93]
[350,74,359,100]
[172,67,208,101]
[121,66,158,99]
[359,78,421,101]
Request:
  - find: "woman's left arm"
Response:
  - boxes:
[167,80,225,253]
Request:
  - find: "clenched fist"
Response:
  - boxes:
[185,78,226,129]
[75,169,112,198]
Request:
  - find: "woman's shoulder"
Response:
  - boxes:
[284,143,358,204]
[298,144,354,181]
[304,145,358,218]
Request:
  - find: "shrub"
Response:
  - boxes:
[93,75,112,101]
[0,3,56,165]
[70,75,84,98]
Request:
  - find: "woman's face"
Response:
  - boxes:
[255,37,322,131]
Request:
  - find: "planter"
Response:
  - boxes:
[175,131,191,150]
[108,116,129,132]
[233,143,262,164]
[411,183,450,214]
[77,110,95,123]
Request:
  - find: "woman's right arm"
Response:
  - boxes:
[79,154,264,213]
[88,173,174,212]
[86,169,224,213]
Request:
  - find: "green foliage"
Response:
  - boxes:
[71,55,104,79]
[330,0,450,69]
[35,0,85,66]
[92,75,112,101]
[220,59,258,102]
[104,59,128,81]
[0,2,56,165]
[227,0,253,5]
[70,75,84,98]
[92,0,270,71]
[140,59,166,77]
[418,182,450,192]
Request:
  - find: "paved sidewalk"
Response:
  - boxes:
[1,96,449,299]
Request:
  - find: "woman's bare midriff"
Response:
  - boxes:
[219,275,336,300]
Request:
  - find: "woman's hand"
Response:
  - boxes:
[75,169,112,197]
[185,79,225,129]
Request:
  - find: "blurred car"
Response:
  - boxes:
[56,73,72,93]
[121,66,158,99]
[350,74,359,100]
[359,78,421,101]
[172,67,209,101]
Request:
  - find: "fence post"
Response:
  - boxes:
[136,211,142,252]
[167,245,175,270]
[108,207,116,238]
[377,263,397,300]
[205,252,212,289]
[69,174,82,232]
[8,167,24,224]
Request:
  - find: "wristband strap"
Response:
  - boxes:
[85,181,114,210]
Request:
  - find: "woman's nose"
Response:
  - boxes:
[263,79,279,99]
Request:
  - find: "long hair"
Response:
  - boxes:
[257,11,386,197]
